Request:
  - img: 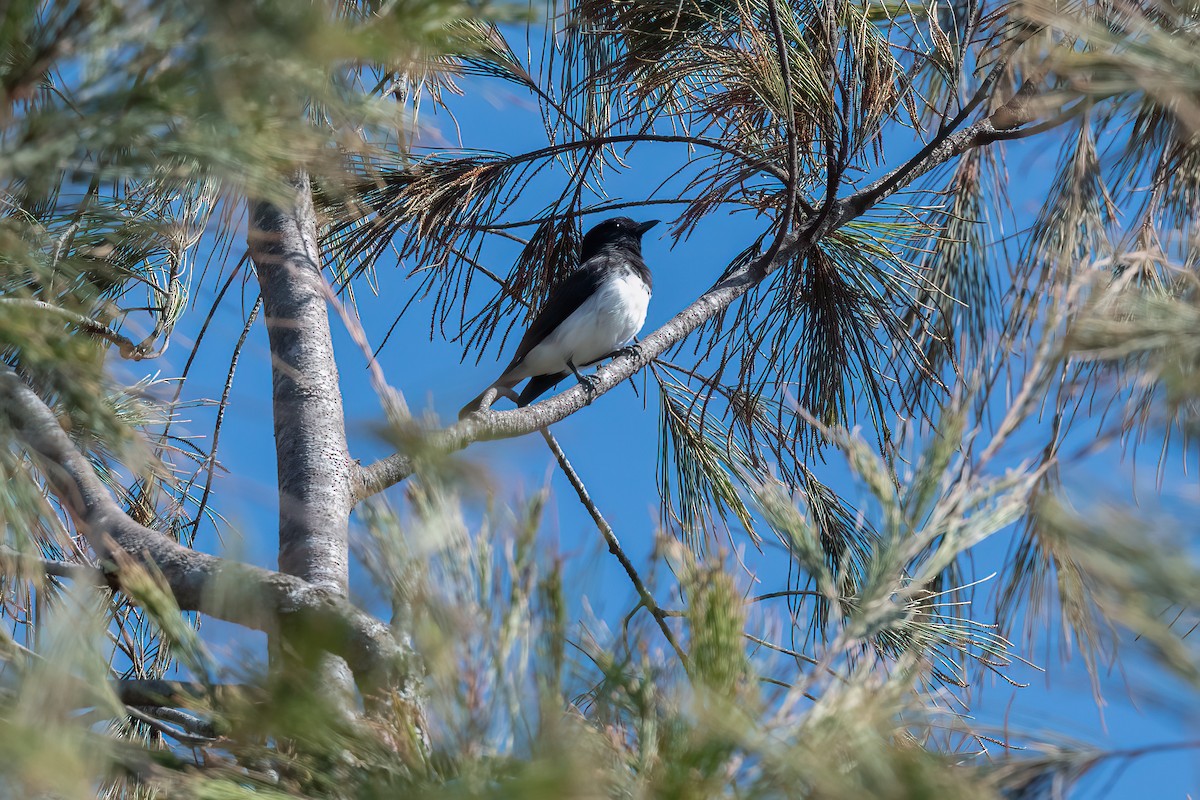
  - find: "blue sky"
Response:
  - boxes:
[164,52,1200,798]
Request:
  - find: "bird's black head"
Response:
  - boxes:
[580,216,660,261]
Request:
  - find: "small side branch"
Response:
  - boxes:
[0,544,110,586]
[0,298,163,360]
[126,705,217,746]
[190,295,262,539]
[842,72,1069,219]
[540,428,689,669]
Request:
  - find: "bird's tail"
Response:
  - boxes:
[516,372,569,407]
[458,377,518,420]
[458,389,491,420]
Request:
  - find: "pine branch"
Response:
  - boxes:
[357,58,1073,498]
[0,365,409,695]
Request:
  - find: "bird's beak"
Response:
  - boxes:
[636,220,661,236]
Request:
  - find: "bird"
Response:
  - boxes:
[459,216,659,418]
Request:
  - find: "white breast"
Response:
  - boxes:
[515,271,650,378]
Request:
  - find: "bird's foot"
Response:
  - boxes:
[601,338,643,365]
[578,373,600,405]
[614,342,643,362]
[567,358,601,405]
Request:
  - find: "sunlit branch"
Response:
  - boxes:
[136,706,220,740]
[125,705,216,746]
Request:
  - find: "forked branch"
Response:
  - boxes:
[0,366,407,694]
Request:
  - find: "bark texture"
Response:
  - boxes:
[248,173,362,701]
[249,174,355,597]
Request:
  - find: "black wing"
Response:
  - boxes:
[500,260,606,374]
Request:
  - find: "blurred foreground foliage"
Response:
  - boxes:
[3,408,1199,798]
[3,0,1200,797]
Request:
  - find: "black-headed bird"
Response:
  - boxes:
[459,216,659,418]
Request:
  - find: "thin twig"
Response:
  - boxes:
[757,673,819,701]
[540,428,689,669]
[0,545,108,585]
[765,0,801,252]
[750,589,825,603]
[0,298,157,360]
[191,295,262,538]
[125,705,216,747]
[154,252,249,460]
[132,706,221,740]
[744,632,820,666]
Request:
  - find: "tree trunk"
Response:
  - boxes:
[249,172,356,694]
